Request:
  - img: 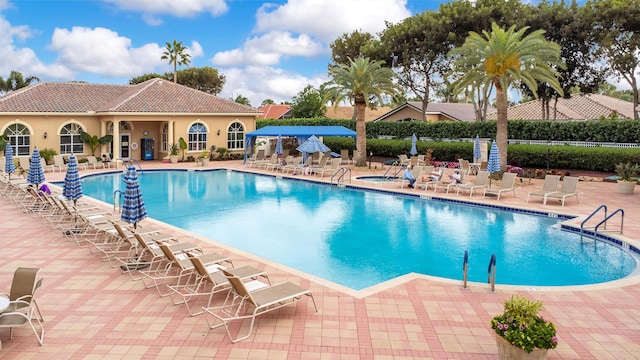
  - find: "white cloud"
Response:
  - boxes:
[49,26,165,78]
[212,31,325,67]
[103,0,228,17]
[255,0,411,42]
[142,13,163,26]
[220,65,328,106]
[0,14,74,79]
[188,40,204,58]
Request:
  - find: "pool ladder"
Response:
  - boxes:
[580,205,624,242]
[382,161,402,180]
[461,251,496,293]
[113,190,124,213]
[331,167,351,185]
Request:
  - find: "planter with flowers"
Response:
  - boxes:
[491,294,558,360]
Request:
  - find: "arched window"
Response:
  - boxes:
[107,121,131,131]
[60,123,84,154]
[188,122,207,151]
[227,122,244,150]
[161,123,168,152]
[3,123,31,156]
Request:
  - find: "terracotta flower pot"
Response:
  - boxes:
[495,333,549,360]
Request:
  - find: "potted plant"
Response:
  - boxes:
[200,149,210,166]
[168,143,179,164]
[491,294,558,360]
[614,162,639,195]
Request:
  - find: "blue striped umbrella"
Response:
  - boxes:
[63,155,82,205]
[296,135,330,163]
[473,135,482,162]
[487,141,501,186]
[27,147,46,186]
[121,166,147,228]
[410,133,418,156]
[275,135,283,155]
[4,143,16,179]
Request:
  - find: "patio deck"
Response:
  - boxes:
[1,159,639,359]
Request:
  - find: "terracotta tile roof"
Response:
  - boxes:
[324,106,392,122]
[257,104,292,119]
[486,94,635,120]
[373,102,485,122]
[0,78,261,114]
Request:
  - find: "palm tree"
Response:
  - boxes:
[326,57,397,166]
[161,40,191,83]
[449,23,564,171]
[0,70,40,93]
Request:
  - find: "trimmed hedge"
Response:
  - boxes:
[321,138,640,172]
[257,118,640,143]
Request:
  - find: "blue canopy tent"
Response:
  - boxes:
[244,126,357,162]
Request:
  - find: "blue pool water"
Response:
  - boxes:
[76,170,637,290]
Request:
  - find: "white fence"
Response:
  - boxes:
[389,136,639,149]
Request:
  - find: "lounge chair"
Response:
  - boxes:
[483,172,517,200]
[543,176,580,206]
[142,243,233,298]
[314,158,340,177]
[0,280,45,346]
[526,175,561,204]
[40,158,54,173]
[202,269,317,343]
[397,154,410,167]
[1,267,44,322]
[434,168,465,193]
[340,149,351,165]
[401,165,423,188]
[168,254,269,316]
[458,159,471,175]
[279,156,302,173]
[52,155,67,172]
[86,156,105,169]
[456,171,490,196]
[422,168,447,191]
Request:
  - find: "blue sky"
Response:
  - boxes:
[0,0,444,107]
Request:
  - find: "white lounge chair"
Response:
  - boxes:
[483,172,517,200]
[527,175,561,204]
[457,170,489,196]
[543,176,580,206]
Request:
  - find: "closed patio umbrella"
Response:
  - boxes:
[63,155,83,206]
[474,136,482,163]
[487,141,501,186]
[296,135,330,163]
[410,133,418,156]
[121,166,147,229]
[275,135,283,156]
[4,143,16,179]
[27,147,46,187]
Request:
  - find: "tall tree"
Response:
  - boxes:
[325,58,397,166]
[161,40,191,83]
[376,11,451,121]
[291,85,325,118]
[519,0,605,120]
[449,23,565,171]
[261,99,275,106]
[0,70,40,93]
[234,94,251,106]
[177,67,225,95]
[329,30,375,69]
[589,0,640,119]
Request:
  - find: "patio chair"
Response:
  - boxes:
[414,166,434,189]
[40,158,54,173]
[168,254,269,316]
[422,167,447,191]
[434,168,465,193]
[483,172,517,200]
[314,158,341,177]
[279,156,302,173]
[526,175,561,204]
[0,297,45,346]
[86,156,105,169]
[52,155,67,172]
[141,243,233,298]
[1,267,44,322]
[397,154,410,167]
[401,165,423,188]
[458,159,471,175]
[456,171,490,196]
[543,176,580,207]
[340,149,351,165]
[202,269,317,343]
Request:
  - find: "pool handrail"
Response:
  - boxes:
[487,253,496,293]
[462,250,468,290]
[580,205,608,240]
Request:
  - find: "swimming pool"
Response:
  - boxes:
[77,169,638,290]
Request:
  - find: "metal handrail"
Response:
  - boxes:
[119,158,143,173]
[113,190,123,212]
[383,161,402,180]
[330,167,351,184]
[487,253,496,293]
[462,250,469,290]
[580,205,608,240]
[594,209,625,239]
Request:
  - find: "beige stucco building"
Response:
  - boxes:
[0,78,260,163]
